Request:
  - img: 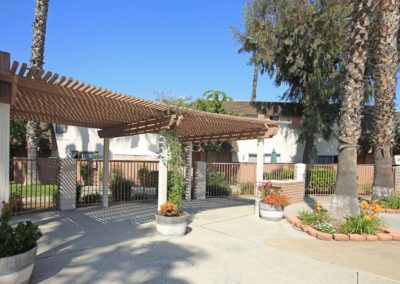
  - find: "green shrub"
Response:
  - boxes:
[168,170,185,209]
[206,172,231,196]
[76,185,82,204]
[82,193,102,204]
[110,170,133,202]
[339,215,382,235]
[52,188,59,206]
[306,167,336,193]
[0,221,42,257]
[80,163,92,186]
[238,182,254,195]
[264,168,294,180]
[383,195,400,209]
[138,167,150,186]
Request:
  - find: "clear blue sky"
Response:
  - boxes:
[1,0,399,107]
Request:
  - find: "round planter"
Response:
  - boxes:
[259,203,284,221]
[0,245,37,284]
[156,212,189,238]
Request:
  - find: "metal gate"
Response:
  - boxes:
[9,158,60,215]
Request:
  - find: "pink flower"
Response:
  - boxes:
[1,200,7,205]
[265,181,273,187]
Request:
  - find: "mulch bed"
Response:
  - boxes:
[287,216,400,241]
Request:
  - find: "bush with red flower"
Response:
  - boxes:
[256,181,273,200]
[263,190,290,209]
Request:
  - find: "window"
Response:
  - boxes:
[270,116,290,128]
[68,151,100,160]
[248,153,281,163]
[316,155,338,164]
[55,124,68,134]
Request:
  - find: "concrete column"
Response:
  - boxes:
[255,138,264,216]
[59,159,77,211]
[102,138,110,208]
[185,142,193,201]
[194,161,207,200]
[0,52,10,210]
[158,130,168,210]
[294,163,306,182]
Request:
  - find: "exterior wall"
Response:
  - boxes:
[54,126,159,160]
[232,127,339,163]
[271,181,305,204]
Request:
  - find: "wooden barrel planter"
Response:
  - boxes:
[259,203,284,221]
[155,212,189,238]
[0,246,37,284]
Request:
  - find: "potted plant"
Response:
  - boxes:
[257,181,290,220]
[155,131,189,238]
[0,198,42,284]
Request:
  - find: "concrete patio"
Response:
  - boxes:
[12,197,400,284]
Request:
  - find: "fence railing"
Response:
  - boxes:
[76,160,186,206]
[305,164,374,196]
[9,158,59,214]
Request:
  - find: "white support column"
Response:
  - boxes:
[102,138,110,208]
[158,130,168,210]
[255,138,264,216]
[0,103,10,205]
[0,52,10,209]
[294,163,306,182]
[186,142,193,202]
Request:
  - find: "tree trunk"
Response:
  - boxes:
[251,63,258,102]
[25,0,50,185]
[329,0,372,220]
[40,122,58,157]
[372,0,399,200]
[302,135,314,164]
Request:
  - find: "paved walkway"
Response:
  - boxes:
[12,197,400,284]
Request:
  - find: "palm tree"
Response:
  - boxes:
[251,58,259,102]
[371,0,399,200]
[329,0,373,220]
[26,0,50,185]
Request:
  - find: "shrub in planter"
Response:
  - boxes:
[206,172,231,196]
[0,200,41,284]
[258,182,289,221]
[110,169,134,202]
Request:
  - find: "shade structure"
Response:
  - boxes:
[0,51,286,142]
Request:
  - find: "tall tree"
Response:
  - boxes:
[329,0,373,220]
[371,0,400,200]
[251,62,259,101]
[26,0,50,184]
[236,0,348,163]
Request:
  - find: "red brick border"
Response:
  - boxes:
[381,208,400,213]
[287,216,400,241]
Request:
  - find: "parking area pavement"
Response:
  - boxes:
[13,197,400,284]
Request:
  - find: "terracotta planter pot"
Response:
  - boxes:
[0,245,37,284]
[259,203,284,221]
[155,212,189,238]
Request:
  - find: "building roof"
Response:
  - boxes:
[0,51,283,142]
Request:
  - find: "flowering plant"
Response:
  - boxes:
[256,181,272,200]
[159,201,178,217]
[262,190,290,209]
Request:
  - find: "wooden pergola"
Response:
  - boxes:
[0,51,282,210]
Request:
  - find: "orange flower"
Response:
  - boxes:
[360,200,369,210]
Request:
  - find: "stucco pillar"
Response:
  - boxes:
[185,142,193,201]
[158,130,168,210]
[194,161,206,199]
[0,52,10,209]
[255,138,264,216]
[59,159,77,210]
[294,163,306,182]
[394,166,400,194]
[102,138,110,208]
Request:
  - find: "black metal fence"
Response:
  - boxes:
[9,158,59,214]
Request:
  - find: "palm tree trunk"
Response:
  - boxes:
[26,0,50,185]
[372,0,399,200]
[251,63,258,102]
[329,0,372,220]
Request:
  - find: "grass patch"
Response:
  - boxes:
[10,183,58,197]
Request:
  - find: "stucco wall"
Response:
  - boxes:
[54,126,159,159]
